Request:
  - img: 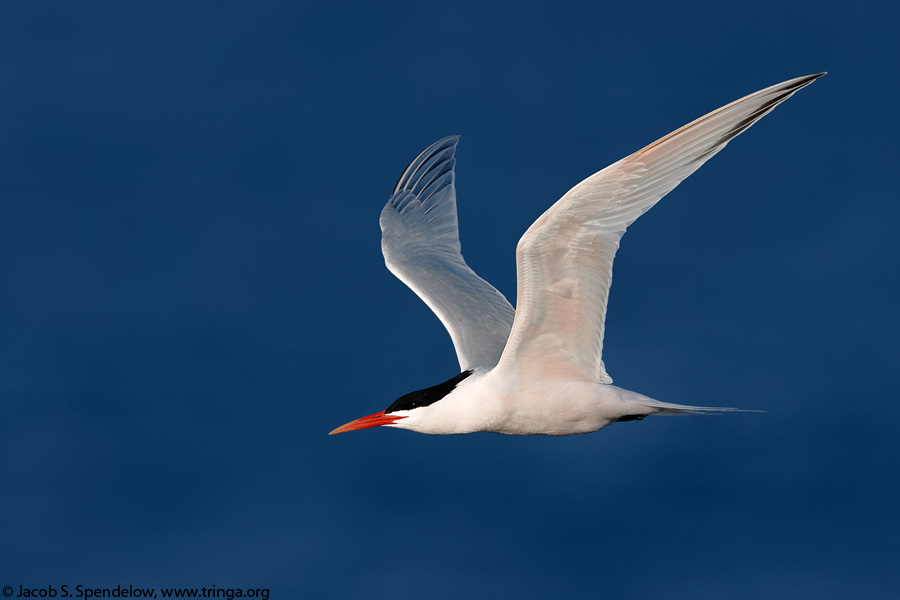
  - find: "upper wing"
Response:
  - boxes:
[380,136,516,371]
[496,73,825,383]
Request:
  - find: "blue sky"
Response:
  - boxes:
[1,1,898,598]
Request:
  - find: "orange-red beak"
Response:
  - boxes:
[329,410,407,435]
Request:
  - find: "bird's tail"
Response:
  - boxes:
[623,394,761,416]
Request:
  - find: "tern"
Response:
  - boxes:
[331,73,823,436]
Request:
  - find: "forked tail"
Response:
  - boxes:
[623,395,761,416]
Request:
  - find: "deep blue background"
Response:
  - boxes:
[2,1,898,598]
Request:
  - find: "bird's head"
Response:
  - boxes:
[329,370,474,435]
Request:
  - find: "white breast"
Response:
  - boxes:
[388,370,646,436]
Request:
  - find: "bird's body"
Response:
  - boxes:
[390,371,661,436]
[330,73,824,437]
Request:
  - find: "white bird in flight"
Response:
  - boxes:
[331,73,823,436]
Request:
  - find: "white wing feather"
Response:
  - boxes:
[497,73,825,383]
[381,136,516,371]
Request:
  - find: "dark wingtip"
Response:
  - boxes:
[392,136,462,195]
[795,72,826,88]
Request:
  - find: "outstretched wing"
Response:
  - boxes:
[496,73,824,383]
[380,136,516,371]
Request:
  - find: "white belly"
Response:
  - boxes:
[390,369,651,436]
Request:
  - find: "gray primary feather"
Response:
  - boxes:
[496,73,824,385]
[380,136,516,371]
[380,74,823,383]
